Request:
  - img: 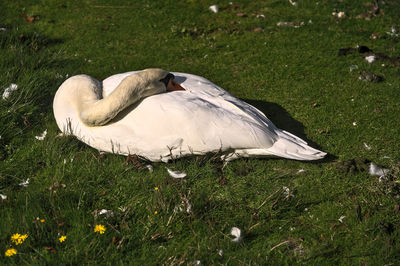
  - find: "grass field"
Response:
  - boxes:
[1,0,400,264]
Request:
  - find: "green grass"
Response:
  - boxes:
[1,0,400,264]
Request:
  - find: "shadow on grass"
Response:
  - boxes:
[243,99,336,163]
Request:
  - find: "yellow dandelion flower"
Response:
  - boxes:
[40,219,45,223]
[154,187,159,191]
[11,234,27,245]
[154,210,158,215]
[11,233,21,243]
[19,234,28,242]
[5,248,17,257]
[59,235,67,243]
[94,224,106,234]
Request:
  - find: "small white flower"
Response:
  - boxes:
[0,194,7,200]
[304,208,308,212]
[2,83,18,99]
[166,168,187,179]
[338,215,346,223]
[365,55,376,63]
[218,249,224,256]
[282,186,294,199]
[209,5,219,13]
[289,0,297,6]
[118,206,128,212]
[230,227,242,242]
[19,178,29,187]
[290,227,295,231]
[35,129,47,140]
[63,159,67,164]
[386,27,399,37]
[352,122,357,126]
[332,11,346,18]
[193,260,202,266]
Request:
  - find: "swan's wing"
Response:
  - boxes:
[96,92,277,158]
[102,71,277,136]
[173,72,279,133]
[98,71,280,157]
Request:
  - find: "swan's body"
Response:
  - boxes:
[53,69,326,162]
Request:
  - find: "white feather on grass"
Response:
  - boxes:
[19,178,29,187]
[166,168,186,179]
[146,165,153,172]
[2,83,18,99]
[97,209,114,218]
[209,5,218,13]
[230,227,242,242]
[35,129,47,141]
[369,163,388,177]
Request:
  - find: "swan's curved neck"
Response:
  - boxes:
[78,70,167,126]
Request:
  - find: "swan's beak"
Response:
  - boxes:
[167,79,185,91]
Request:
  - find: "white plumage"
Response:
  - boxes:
[53,69,326,162]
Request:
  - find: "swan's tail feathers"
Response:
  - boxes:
[264,130,326,161]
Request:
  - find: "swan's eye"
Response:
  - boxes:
[159,73,174,88]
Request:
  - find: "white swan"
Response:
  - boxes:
[53,68,326,162]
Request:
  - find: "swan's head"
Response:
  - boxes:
[141,68,185,94]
